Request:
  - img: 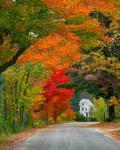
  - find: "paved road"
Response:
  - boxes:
[13,122,120,150]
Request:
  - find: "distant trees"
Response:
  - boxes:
[66,16,120,121]
[43,0,120,121]
[93,97,108,122]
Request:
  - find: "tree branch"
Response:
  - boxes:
[0,47,28,74]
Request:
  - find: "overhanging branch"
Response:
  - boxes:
[0,47,27,74]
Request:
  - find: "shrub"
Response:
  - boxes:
[33,120,47,128]
[75,113,88,122]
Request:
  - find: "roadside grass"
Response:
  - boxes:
[116,130,120,134]
[0,135,8,145]
[0,134,12,150]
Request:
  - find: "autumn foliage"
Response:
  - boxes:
[18,25,80,69]
[17,0,117,69]
[42,69,74,122]
[45,0,115,16]
[1,0,120,135]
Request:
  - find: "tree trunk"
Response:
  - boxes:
[108,105,115,121]
[21,72,30,127]
[107,87,116,121]
[54,111,57,123]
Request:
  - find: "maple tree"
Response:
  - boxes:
[41,0,120,122]
[44,0,115,16]
[18,24,80,70]
[60,108,76,121]
[0,0,55,73]
[42,69,74,123]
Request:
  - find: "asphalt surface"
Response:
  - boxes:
[13,122,120,150]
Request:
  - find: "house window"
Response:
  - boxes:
[82,107,84,111]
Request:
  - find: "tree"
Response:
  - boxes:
[45,0,115,16]
[66,17,120,121]
[93,97,108,122]
[42,69,74,123]
[18,24,80,70]
[0,0,55,73]
[0,62,49,132]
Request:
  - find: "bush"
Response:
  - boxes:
[33,120,47,128]
[75,113,88,122]
[88,117,97,122]
[93,97,108,122]
[75,113,97,122]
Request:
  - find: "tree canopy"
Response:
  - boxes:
[0,0,55,73]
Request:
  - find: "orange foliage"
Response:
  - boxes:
[68,19,104,32]
[64,108,76,120]
[18,0,115,70]
[18,25,80,69]
[45,0,115,16]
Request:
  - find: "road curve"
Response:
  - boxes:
[13,122,120,150]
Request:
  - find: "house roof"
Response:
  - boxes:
[79,99,93,106]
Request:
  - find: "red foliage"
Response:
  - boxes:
[43,69,74,122]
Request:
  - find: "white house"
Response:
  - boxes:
[79,99,93,117]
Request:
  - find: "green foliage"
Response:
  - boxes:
[59,113,74,122]
[75,113,88,122]
[68,16,120,121]
[0,114,12,134]
[75,31,99,49]
[0,0,56,66]
[33,120,47,128]
[75,112,97,122]
[115,104,120,120]
[71,93,81,112]
[92,97,108,122]
[116,130,120,133]
[65,16,88,25]
[0,135,10,145]
[0,62,49,134]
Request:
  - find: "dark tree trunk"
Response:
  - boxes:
[108,105,115,121]
[21,72,30,127]
[54,111,57,123]
[54,116,57,123]
[107,87,116,121]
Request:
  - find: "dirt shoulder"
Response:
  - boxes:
[0,128,39,150]
[0,126,55,150]
[89,122,120,142]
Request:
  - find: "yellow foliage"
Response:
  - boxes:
[109,96,119,106]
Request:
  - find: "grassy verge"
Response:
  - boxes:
[0,134,13,150]
[116,130,120,133]
[0,135,10,145]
